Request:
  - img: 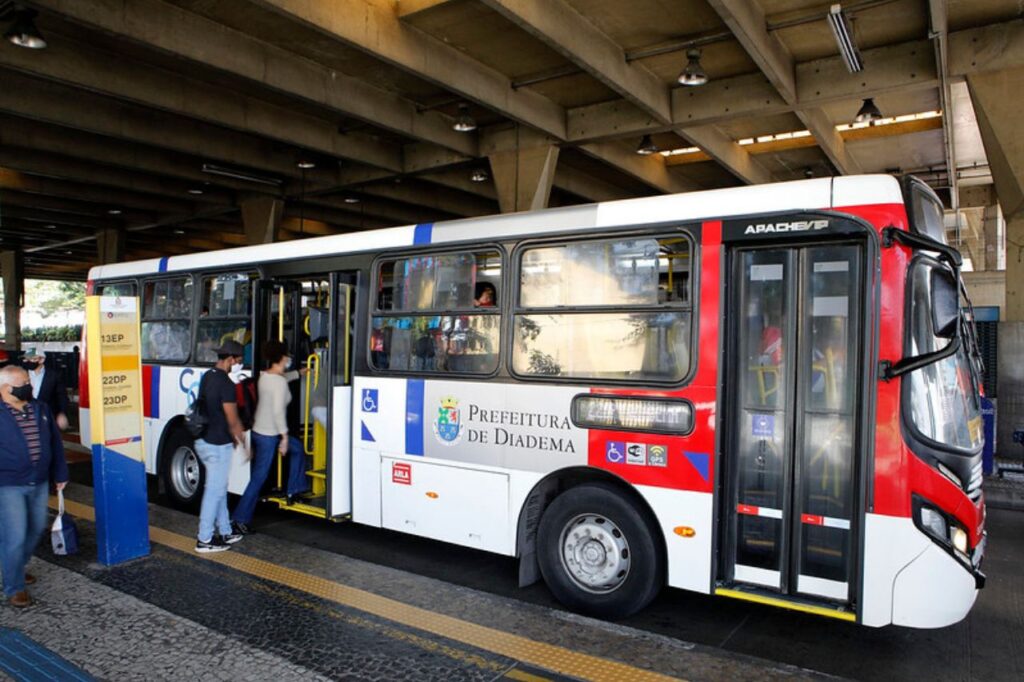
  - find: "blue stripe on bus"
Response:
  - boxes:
[150,365,160,419]
[158,256,169,273]
[413,223,433,245]
[405,379,425,456]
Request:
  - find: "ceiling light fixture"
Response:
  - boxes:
[173,229,185,235]
[4,9,47,50]
[677,49,708,86]
[452,104,477,132]
[471,168,489,183]
[44,224,56,229]
[636,134,658,155]
[107,208,122,216]
[343,196,360,204]
[202,163,282,186]
[297,160,316,169]
[854,97,883,124]
[827,4,862,73]
[187,187,204,195]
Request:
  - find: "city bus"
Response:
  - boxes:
[80,174,986,628]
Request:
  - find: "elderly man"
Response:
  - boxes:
[0,364,68,607]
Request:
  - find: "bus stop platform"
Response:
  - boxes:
[0,485,825,682]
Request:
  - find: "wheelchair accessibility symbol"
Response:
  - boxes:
[361,389,379,413]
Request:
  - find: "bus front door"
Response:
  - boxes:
[723,244,864,606]
[256,275,355,520]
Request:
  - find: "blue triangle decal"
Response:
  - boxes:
[361,421,376,442]
[684,451,710,482]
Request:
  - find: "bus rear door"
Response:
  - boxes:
[722,243,864,606]
[255,274,355,520]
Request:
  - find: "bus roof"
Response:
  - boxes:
[89,174,903,280]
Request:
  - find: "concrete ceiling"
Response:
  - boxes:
[0,0,1021,278]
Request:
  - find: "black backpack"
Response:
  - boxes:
[235,375,257,431]
[184,373,209,438]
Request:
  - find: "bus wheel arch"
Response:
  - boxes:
[516,467,667,617]
[157,417,203,511]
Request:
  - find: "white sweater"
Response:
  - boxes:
[252,370,299,437]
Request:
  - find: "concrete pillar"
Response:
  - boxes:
[96,228,125,265]
[983,204,1002,272]
[240,196,284,244]
[1,250,24,351]
[483,127,560,214]
[968,66,1024,319]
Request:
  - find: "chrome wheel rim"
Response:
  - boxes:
[558,513,630,593]
[170,446,200,499]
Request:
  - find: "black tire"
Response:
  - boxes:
[160,426,204,511]
[537,483,664,618]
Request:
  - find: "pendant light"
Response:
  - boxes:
[453,104,477,132]
[636,134,658,155]
[854,98,883,124]
[4,9,46,49]
[678,49,708,87]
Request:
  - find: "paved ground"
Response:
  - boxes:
[0,482,826,682]
[24,459,1023,681]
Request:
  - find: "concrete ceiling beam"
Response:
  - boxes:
[251,0,566,139]
[0,31,403,171]
[396,0,457,20]
[571,38,939,143]
[707,0,860,176]
[578,141,698,194]
[0,147,234,206]
[553,165,636,203]
[0,71,341,191]
[481,0,766,185]
[0,168,189,215]
[32,0,477,158]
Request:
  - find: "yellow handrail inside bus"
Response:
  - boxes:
[342,285,352,384]
[303,352,320,455]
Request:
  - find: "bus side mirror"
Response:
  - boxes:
[931,268,959,339]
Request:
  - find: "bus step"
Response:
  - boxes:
[266,495,327,519]
[306,469,326,480]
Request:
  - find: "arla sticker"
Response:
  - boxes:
[626,443,647,465]
[392,462,412,485]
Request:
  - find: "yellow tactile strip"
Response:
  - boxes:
[54,497,683,682]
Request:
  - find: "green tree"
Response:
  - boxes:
[31,280,86,318]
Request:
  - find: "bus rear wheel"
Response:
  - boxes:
[537,483,664,618]
[161,427,204,511]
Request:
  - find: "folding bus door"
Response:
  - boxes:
[723,244,863,604]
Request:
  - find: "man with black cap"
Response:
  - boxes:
[194,340,246,553]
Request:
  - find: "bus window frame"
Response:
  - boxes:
[139,274,197,366]
[899,253,983,476]
[94,280,139,298]
[367,243,506,379]
[508,227,698,388]
[193,271,258,368]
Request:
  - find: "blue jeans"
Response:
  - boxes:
[0,483,49,597]
[194,440,234,543]
[231,434,310,525]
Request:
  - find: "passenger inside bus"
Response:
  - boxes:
[474,282,496,307]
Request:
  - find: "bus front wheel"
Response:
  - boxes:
[161,427,204,511]
[537,483,664,618]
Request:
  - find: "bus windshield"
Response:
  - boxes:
[905,258,983,452]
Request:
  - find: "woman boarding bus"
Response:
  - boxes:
[80,174,985,628]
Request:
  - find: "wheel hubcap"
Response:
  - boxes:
[559,513,630,593]
[170,446,200,499]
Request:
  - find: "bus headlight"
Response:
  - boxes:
[951,526,969,555]
[919,506,947,541]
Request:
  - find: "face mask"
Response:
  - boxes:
[10,384,33,402]
[22,361,39,371]
[231,363,243,374]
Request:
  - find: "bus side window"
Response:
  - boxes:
[195,273,255,365]
[371,250,502,375]
[141,277,193,363]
